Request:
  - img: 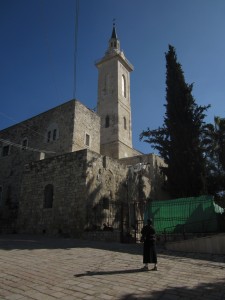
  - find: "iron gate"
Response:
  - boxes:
[86,200,148,243]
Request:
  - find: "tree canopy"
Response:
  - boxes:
[140,45,209,198]
[203,116,225,194]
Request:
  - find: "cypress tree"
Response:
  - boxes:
[141,45,209,198]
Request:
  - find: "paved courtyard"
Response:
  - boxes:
[0,234,225,300]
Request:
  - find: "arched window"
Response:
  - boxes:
[6,186,11,207]
[2,145,10,157]
[123,117,127,130]
[122,75,126,98]
[105,74,110,94]
[102,197,110,210]
[47,131,51,143]
[44,184,54,208]
[21,138,28,150]
[53,129,57,141]
[46,123,59,143]
[85,133,90,147]
[105,115,110,128]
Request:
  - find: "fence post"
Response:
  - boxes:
[120,202,124,243]
[182,225,186,240]
[202,220,205,233]
[134,202,137,243]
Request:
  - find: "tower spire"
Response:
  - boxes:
[111,19,117,39]
[96,24,135,159]
[106,20,120,54]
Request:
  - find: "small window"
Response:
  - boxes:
[53,129,57,141]
[85,134,90,147]
[22,138,28,150]
[102,197,110,210]
[2,145,10,157]
[103,156,107,168]
[0,186,2,207]
[46,123,59,143]
[122,75,126,98]
[123,117,127,130]
[105,115,110,128]
[105,74,110,94]
[44,184,54,208]
[6,185,11,207]
[47,131,51,143]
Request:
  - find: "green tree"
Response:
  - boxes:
[140,45,209,198]
[203,116,225,194]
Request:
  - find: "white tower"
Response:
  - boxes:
[96,24,135,159]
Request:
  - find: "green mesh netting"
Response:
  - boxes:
[145,195,224,233]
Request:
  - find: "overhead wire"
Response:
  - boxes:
[73,0,79,100]
[0,138,56,154]
[0,1,80,155]
[40,0,61,102]
[0,111,50,139]
[0,1,63,154]
[0,112,56,154]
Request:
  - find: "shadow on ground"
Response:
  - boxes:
[119,279,225,300]
[74,267,150,277]
[0,234,225,265]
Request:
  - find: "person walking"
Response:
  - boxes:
[141,218,157,271]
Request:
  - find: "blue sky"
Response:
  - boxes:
[1,0,225,154]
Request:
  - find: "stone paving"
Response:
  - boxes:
[0,234,225,300]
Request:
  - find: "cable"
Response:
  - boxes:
[40,0,61,102]
[0,1,81,154]
[0,111,50,140]
[73,0,79,100]
[0,112,56,154]
[0,138,56,154]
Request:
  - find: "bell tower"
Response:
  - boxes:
[96,24,135,159]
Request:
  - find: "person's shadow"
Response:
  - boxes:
[74,267,155,277]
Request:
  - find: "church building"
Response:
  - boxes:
[0,25,167,238]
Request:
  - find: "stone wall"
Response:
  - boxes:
[17,150,88,236]
[0,99,100,211]
[82,230,121,243]
[118,142,142,159]
[100,141,142,160]
[0,96,168,238]
[2,148,168,237]
[166,233,225,255]
[0,100,75,157]
[17,149,128,237]
[85,151,128,229]
[120,153,169,201]
[73,101,100,154]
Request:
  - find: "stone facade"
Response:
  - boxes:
[0,25,168,237]
[0,100,100,213]
[73,101,100,153]
[16,148,167,237]
[100,141,142,160]
[0,100,100,158]
[17,149,128,236]
[120,154,168,201]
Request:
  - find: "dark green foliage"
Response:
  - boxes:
[203,117,225,194]
[140,45,209,198]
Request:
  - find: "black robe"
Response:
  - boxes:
[141,224,157,264]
